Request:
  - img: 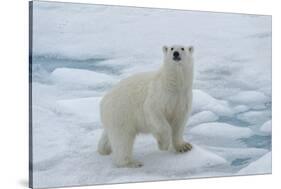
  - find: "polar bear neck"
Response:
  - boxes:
[159,61,193,93]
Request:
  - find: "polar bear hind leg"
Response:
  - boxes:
[107,127,143,168]
[97,130,112,155]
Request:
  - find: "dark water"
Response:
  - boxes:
[32,56,124,82]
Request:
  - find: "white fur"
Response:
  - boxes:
[98,45,194,168]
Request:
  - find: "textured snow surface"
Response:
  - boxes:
[227,91,268,109]
[189,122,254,139]
[260,120,272,135]
[51,68,117,89]
[237,110,271,125]
[33,130,229,188]
[237,152,272,175]
[31,1,272,188]
[56,97,101,123]
[192,90,233,116]
[189,111,219,126]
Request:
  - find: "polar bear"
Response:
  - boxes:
[98,45,194,168]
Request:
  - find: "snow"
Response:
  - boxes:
[192,90,233,116]
[33,130,228,188]
[227,91,268,107]
[205,146,268,163]
[31,1,272,188]
[51,68,117,89]
[237,152,272,175]
[134,139,227,174]
[189,122,254,139]
[56,97,101,123]
[260,120,272,135]
[188,122,255,148]
[189,111,219,126]
[233,105,249,114]
[237,110,271,125]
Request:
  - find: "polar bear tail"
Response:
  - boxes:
[98,130,112,155]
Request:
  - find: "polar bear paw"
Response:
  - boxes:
[175,142,192,153]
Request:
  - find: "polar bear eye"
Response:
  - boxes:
[181,48,184,51]
[171,48,174,51]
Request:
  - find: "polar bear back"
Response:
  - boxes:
[100,71,156,133]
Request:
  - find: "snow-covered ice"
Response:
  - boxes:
[188,111,219,126]
[189,122,254,139]
[31,1,272,188]
[51,68,117,89]
[192,90,233,116]
[33,130,228,188]
[237,110,271,125]
[227,91,268,109]
[205,146,268,163]
[233,105,250,114]
[237,152,272,175]
[260,120,272,135]
[56,97,101,123]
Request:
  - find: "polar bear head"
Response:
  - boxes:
[162,45,194,65]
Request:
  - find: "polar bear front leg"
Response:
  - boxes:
[172,125,192,152]
[171,119,192,153]
[144,109,171,151]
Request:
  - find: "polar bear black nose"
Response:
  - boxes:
[173,51,179,57]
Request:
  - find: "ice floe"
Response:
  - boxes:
[51,68,117,89]
[237,152,271,175]
[192,90,233,116]
[189,111,219,126]
[56,97,101,123]
[259,120,272,135]
[189,122,254,139]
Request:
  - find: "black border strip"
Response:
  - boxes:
[29,1,33,188]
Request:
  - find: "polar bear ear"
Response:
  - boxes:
[162,46,168,54]
[188,46,194,54]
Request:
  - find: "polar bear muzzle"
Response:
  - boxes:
[173,51,181,61]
